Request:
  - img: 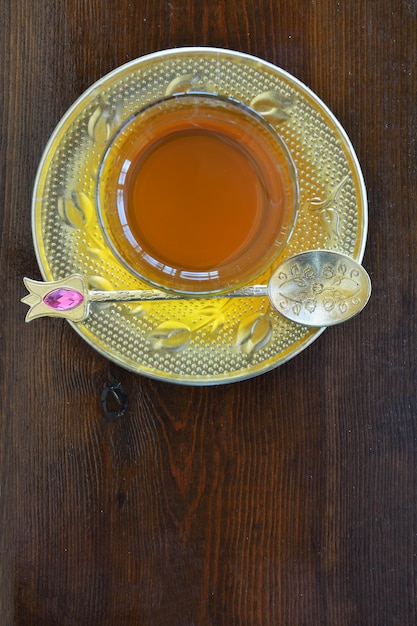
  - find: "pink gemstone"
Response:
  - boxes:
[43,288,84,311]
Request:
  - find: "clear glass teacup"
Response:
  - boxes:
[96,93,298,294]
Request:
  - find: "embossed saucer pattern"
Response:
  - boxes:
[32,47,368,384]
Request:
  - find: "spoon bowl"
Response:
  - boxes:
[268,250,371,326]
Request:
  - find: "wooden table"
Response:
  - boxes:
[1,1,416,624]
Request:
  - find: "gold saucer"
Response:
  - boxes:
[32,47,367,384]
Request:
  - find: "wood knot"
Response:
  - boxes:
[101,383,128,421]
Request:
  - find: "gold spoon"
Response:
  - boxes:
[22,250,371,327]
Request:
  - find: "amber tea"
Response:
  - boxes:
[126,128,266,269]
[97,95,297,293]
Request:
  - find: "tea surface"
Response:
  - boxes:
[124,128,273,269]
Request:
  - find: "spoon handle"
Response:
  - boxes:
[21,252,372,326]
[88,284,268,303]
[21,274,268,323]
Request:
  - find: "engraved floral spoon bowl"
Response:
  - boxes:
[22,250,371,327]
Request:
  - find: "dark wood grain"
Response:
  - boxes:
[1,0,416,624]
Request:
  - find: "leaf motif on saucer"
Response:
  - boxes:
[150,321,192,352]
[88,276,114,291]
[307,175,349,242]
[88,104,111,143]
[319,207,340,242]
[250,90,293,124]
[165,74,215,96]
[87,98,120,145]
[57,191,94,230]
[57,195,85,230]
[88,245,107,259]
[235,314,273,355]
[195,304,226,334]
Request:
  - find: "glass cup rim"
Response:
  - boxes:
[96,92,299,294]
